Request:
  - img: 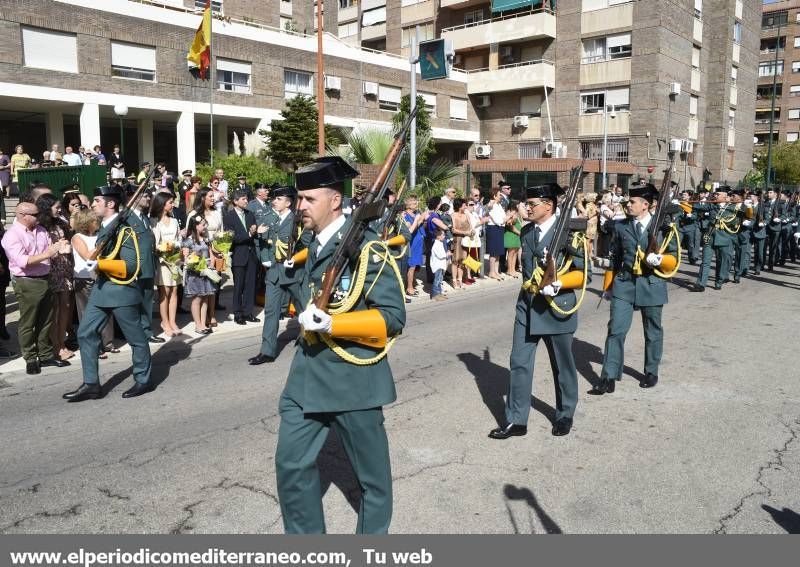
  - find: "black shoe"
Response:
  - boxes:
[248,353,275,365]
[689,260,697,265]
[0,327,10,341]
[551,417,573,437]
[640,373,659,389]
[26,360,41,375]
[148,336,166,344]
[63,383,102,402]
[713,284,722,290]
[216,304,227,311]
[488,423,527,440]
[590,378,616,395]
[122,382,156,398]
[754,270,760,276]
[235,316,247,325]
[733,278,741,284]
[687,283,705,292]
[39,358,70,368]
[200,328,213,335]
[0,347,17,359]
[245,315,260,323]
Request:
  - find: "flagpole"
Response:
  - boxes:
[209,9,215,169]
[316,0,325,155]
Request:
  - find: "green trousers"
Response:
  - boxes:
[11,276,54,362]
[275,393,392,534]
[259,277,288,358]
[601,299,663,380]
[697,243,733,288]
[139,278,155,339]
[678,225,699,262]
[78,302,151,385]
[507,324,578,425]
[735,231,751,278]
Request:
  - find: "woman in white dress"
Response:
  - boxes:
[150,192,182,336]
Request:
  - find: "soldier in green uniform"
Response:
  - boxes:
[274,157,406,534]
[676,189,699,264]
[249,185,297,365]
[63,186,153,401]
[594,184,678,393]
[764,188,785,270]
[126,188,164,343]
[779,189,796,264]
[731,189,754,282]
[749,191,767,275]
[488,183,587,440]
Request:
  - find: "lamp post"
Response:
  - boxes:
[601,102,616,191]
[113,105,129,161]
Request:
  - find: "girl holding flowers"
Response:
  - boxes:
[150,192,182,337]
[181,215,218,335]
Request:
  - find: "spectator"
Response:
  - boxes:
[185,175,202,212]
[109,145,125,179]
[0,148,11,200]
[583,192,599,260]
[150,192,182,337]
[235,174,253,201]
[62,191,83,227]
[186,188,225,323]
[429,228,450,301]
[0,223,13,357]
[450,198,473,289]
[499,181,511,210]
[485,188,506,280]
[440,186,456,209]
[36,194,75,361]
[401,194,425,297]
[438,202,453,245]
[62,146,82,167]
[71,208,117,358]
[223,189,259,325]
[463,197,484,283]
[2,201,69,374]
[137,161,151,183]
[503,200,522,278]
[10,145,31,196]
[92,145,106,163]
[182,215,216,335]
[423,196,448,284]
[210,175,228,212]
[47,144,60,162]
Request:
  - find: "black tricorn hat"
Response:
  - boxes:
[93,185,124,199]
[61,183,81,195]
[730,188,745,196]
[781,188,794,196]
[715,185,732,194]
[272,185,297,199]
[295,157,359,191]
[628,183,659,202]
[526,183,564,200]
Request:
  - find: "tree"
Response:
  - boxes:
[392,94,435,168]
[196,152,287,199]
[261,95,339,170]
[755,141,800,185]
[741,168,764,189]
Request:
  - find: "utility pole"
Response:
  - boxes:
[409,26,419,190]
[766,15,783,187]
[316,0,325,155]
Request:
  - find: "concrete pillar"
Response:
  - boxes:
[137,118,154,167]
[215,123,229,155]
[46,111,64,151]
[489,43,499,71]
[176,111,196,174]
[256,118,271,135]
[79,103,101,150]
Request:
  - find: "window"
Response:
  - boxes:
[340,0,355,7]
[21,27,78,73]
[760,37,785,53]
[795,37,800,48]
[607,33,632,59]
[759,61,783,77]
[792,85,800,96]
[581,33,630,63]
[728,109,735,130]
[794,62,800,74]
[280,17,293,32]
[607,87,630,111]
[692,46,700,69]
[694,0,702,20]
[110,41,156,82]
[733,22,742,44]
[419,92,437,116]
[284,69,313,98]
[757,84,782,99]
[464,9,484,25]
[731,66,737,85]
[401,23,434,47]
[788,132,799,142]
[450,97,468,120]
[762,11,788,29]
[582,0,632,12]
[789,109,800,120]
[580,138,629,162]
[518,142,542,159]
[339,21,358,38]
[520,94,542,117]
[362,7,387,27]
[217,58,251,93]
[378,84,401,111]
[581,37,605,63]
[690,95,698,116]
[580,91,604,114]
[195,0,223,14]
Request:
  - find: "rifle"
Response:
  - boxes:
[314,106,418,311]
[381,179,408,241]
[646,151,677,254]
[539,159,586,289]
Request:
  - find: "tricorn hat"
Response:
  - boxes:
[93,185,124,199]
[526,183,564,200]
[628,183,659,202]
[272,185,297,199]
[295,156,359,191]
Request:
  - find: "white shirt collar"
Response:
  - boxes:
[636,213,652,230]
[278,209,291,222]
[102,213,119,228]
[535,213,557,237]
[315,214,347,249]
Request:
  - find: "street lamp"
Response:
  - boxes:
[114,105,129,160]
[601,102,616,191]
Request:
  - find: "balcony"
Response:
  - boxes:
[581,3,633,35]
[401,0,435,25]
[361,23,387,41]
[338,4,358,22]
[441,9,556,51]
[465,60,555,94]
[578,112,631,136]
[579,58,631,86]
[754,119,780,132]
[440,0,487,8]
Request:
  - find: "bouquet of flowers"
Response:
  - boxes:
[185,253,221,284]
[156,240,183,280]
[212,230,233,257]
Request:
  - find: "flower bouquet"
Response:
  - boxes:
[211,230,234,273]
[185,253,221,284]
[156,240,183,280]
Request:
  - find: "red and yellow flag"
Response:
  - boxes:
[187,0,211,79]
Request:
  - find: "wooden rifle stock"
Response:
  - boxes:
[381,179,408,241]
[314,106,419,311]
[647,152,677,255]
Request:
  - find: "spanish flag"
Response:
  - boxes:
[187,0,211,79]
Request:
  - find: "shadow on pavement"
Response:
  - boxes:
[762,505,800,534]
[503,484,563,534]
[571,337,645,389]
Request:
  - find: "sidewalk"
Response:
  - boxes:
[0,273,520,378]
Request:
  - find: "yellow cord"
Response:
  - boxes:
[633,223,681,279]
[275,239,288,262]
[520,233,589,316]
[100,227,141,285]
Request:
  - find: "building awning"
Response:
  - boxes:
[491,0,544,13]
[463,158,636,175]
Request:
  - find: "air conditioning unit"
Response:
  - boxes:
[546,141,566,157]
[500,46,513,60]
[475,144,492,158]
[670,82,681,96]
[476,94,492,108]
[555,145,568,158]
[363,81,378,96]
[513,115,529,128]
[324,75,341,91]
[669,138,683,152]
[681,139,694,153]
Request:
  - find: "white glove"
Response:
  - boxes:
[704,212,710,217]
[795,232,800,239]
[298,306,332,334]
[283,258,295,269]
[685,213,693,218]
[646,253,663,267]
[744,199,753,206]
[540,280,562,297]
[742,220,752,227]
[782,219,789,224]
[774,217,781,223]
[793,223,798,227]
[85,260,98,271]
[262,261,273,268]
[671,199,680,205]
[759,222,766,227]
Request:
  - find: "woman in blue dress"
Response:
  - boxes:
[181,215,217,335]
[402,194,426,297]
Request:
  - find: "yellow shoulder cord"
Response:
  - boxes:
[315,240,406,366]
[633,223,682,279]
[100,227,141,285]
[718,210,739,234]
[520,233,589,316]
[275,239,288,262]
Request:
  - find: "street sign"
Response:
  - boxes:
[419,39,452,81]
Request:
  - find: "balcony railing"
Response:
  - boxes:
[463,59,554,74]
[440,7,554,33]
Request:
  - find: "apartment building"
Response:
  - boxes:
[755,0,800,151]
[0,0,477,174]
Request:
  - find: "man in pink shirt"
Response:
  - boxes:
[1,201,70,374]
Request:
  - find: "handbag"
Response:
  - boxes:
[212,254,227,272]
[461,234,479,248]
[463,255,481,272]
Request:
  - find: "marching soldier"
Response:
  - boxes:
[127,188,164,343]
[749,191,767,275]
[731,188,754,282]
[764,188,784,270]
[249,185,296,365]
[274,157,406,533]
[676,189,699,264]
[63,185,153,401]
[488,183,586,439]
[594,183,677,393]
[779,189,796,264]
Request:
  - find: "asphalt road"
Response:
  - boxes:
[1,260,799,534]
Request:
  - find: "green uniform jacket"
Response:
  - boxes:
[693,202,748,247]
[281,219,406,413]
[248,199,277,264]
[91,217,144,308]
[265,212,296,285]
[751,203,768,239]
[127,211,156,280]
[764,199,787,234]
[516,222,585,336]
[609,217,677,307]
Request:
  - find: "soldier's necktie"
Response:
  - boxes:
[635,221,643,240]
[533,225,541,248]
